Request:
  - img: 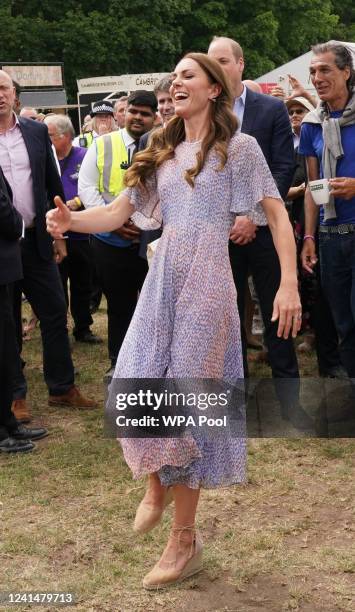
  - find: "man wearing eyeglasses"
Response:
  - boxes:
[78,90,157,374]
[285,96,314,209]
[285,97,314,215]
[286,98,314,149]
[44,113,102,346]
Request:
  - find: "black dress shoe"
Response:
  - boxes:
[10,424,48,441]
[0,437,34,453]
[104,364,116,382]
[319,365,348,379]
[75,331,103,344]
[326,397,355,423]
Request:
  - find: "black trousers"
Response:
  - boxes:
[12,230,75,398]
[0,285,19,440]
[59,239,93,337]
[229,227,300,408]
[89,235,102,311]
[92,237,148,364]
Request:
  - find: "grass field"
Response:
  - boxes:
[0,304,354,612]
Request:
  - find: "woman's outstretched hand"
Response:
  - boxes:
[271,284,302,339]
[46,196,71,239]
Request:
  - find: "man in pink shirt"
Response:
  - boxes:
[0,70,96,422]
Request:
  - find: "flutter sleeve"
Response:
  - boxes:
[229,134,283,225]
[122,173,161,230]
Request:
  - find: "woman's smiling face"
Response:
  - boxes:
[170,58,219,120]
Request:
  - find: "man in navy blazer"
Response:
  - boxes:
[0,167,48,452]
[208,38,308,424]
[240,86,295,199]
[0,70,96,421]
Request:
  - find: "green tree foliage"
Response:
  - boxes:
[331,0,355,40]
[0,0,352,99]
[181,2,228,53]
[180,0,339,77]
[0,0,190,96]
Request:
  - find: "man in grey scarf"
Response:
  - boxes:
[300,41,355,421]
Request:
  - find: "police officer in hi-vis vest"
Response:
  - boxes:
[73,100,117,148]
[78,91,157,373]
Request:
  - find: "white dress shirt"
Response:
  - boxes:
[78,128,132,208]
[233,85,247,131]
[52,145,61,174]
[0,113,36,227]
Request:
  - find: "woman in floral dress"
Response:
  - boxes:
[47,53,301,590]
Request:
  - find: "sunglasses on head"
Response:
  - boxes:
[288,108,306,116]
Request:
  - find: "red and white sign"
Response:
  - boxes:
[259,82,278,94]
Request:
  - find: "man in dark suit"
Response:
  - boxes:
[0,70,96,423]
[0,167,48,452]
[208,38,309,424]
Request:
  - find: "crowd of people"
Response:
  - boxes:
[1,36,355,589]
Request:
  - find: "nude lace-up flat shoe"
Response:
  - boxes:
[142,526,203,590]
[133,487,173,534]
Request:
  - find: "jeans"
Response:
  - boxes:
[319,231,355,379]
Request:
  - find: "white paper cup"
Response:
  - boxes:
[309,179,330,206]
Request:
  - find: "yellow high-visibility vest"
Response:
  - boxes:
[79,131,94,148]
[96,131,127,203]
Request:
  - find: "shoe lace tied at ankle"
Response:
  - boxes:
[170,525,197,562]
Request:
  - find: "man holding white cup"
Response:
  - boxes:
[308,178,330,206]
[300,41,355,419]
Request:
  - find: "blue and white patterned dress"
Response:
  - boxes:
[111,133,281,488]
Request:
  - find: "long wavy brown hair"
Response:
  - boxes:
[125,52,238,189]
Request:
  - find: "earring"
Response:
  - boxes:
[210,97,217,103]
